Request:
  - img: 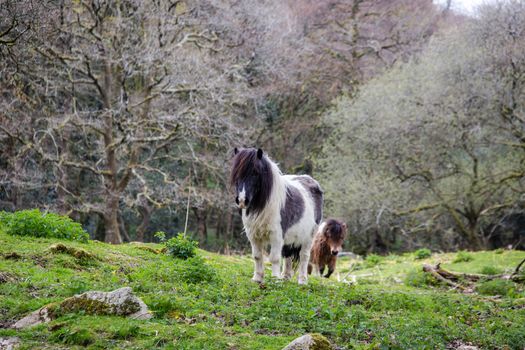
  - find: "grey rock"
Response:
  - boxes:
[0,337,20,350]
[11,307,52,330]
[282,334,332,350]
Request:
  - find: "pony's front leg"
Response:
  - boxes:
[297,245,312,285]
[250,240,264,283]
[269,235,283,279]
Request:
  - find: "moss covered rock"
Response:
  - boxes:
[0,336,21,350]
[12,287,151,329]
[48,243,96,260]
[282,333,333,350]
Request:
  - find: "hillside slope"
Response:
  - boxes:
[1,231,524,349]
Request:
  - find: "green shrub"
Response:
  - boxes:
[480,266,503,276]
[453,251,473,263]
[404,269,439,287]
[154,231,166,242]
[476,280,515,297]
[146,295,180,317]
[0,209,89,242]
[364,254,383,267]
[165,233,198,260]
[179,256,217,284]
[414,248,432,260]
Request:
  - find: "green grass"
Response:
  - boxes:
[1,228,524,349]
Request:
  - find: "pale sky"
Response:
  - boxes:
[435,0,495,14]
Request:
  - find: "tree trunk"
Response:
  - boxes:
[466,215,484,250]
[104,195,122,244]
[215,209,224,239]
[136,203,153,242]
[118,212,131,242]
[226,211,233,240]
[192,207,207,243]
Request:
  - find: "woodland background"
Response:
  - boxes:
[1,0,524,254]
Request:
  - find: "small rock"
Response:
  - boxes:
[12,287,151,329]
[0,272,16,284]
[282,333,333,350]
[447,340,479,350]
[12,307,52,329]
[0,337,20,350]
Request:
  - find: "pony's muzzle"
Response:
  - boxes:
[237,197,248,209]
[331,250,339,256]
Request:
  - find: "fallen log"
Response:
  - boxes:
[422,261,525,292]
[511,257,525,281]
[422,264,469,291]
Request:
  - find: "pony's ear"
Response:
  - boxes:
[257,148,263,159]
[342,222,348,230]
[234,147,239,155]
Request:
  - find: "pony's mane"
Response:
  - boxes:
[230,148,274,215]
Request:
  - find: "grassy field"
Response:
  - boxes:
[1,230,524,349]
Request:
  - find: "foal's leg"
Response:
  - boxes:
[269,234,283,279]
[319,264,326,276]
[250,239,264,283]
[324,257,336,278]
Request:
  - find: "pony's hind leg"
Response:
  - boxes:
[250,240,264,283]
[283,257,293,280]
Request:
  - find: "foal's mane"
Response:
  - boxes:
[230,148,274,215]
[323,219,346,240]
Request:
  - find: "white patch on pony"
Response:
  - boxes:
[317,222,326,235]
[238,185,247,208]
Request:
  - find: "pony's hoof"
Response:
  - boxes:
[298,277,308,285]
[283,274,293,280]
[252,276,264,283]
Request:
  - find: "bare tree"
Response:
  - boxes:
[0,0,249,243]
[317,1,525,251]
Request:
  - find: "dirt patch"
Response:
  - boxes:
[0,272,16,284]
[446,340,479,349]
[3,252,22,260]
[30,255,48,268]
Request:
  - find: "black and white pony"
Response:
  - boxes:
[230,147,323,284]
